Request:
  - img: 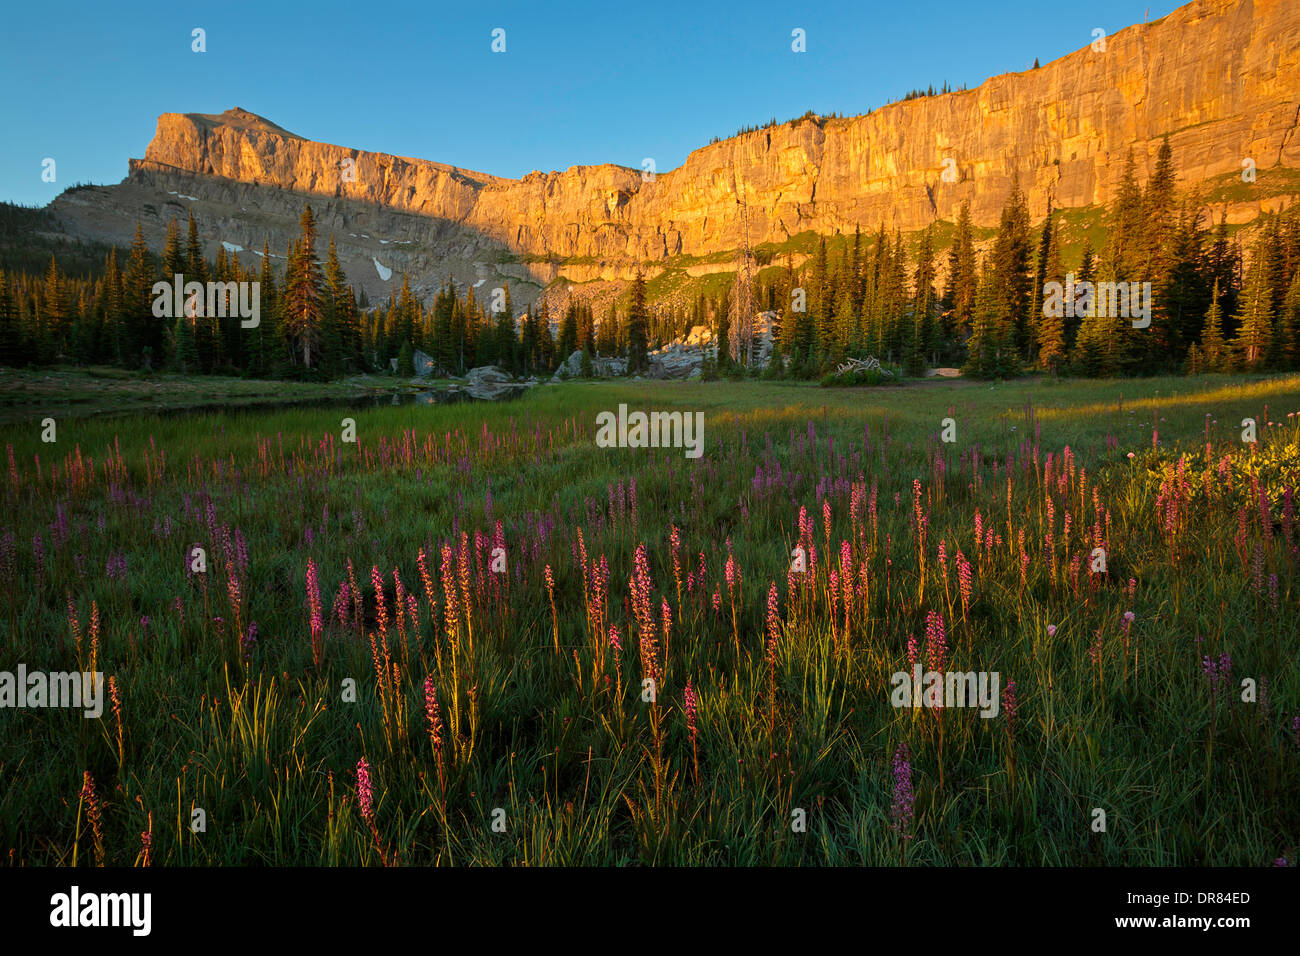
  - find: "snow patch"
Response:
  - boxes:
[373,257,392,281]
[221,241,243,253]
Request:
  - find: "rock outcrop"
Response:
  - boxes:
[48,0,1300,305]
[463,366,532,401]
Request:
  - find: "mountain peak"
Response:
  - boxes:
[187,107,299,138]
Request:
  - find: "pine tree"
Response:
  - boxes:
[991,174,1033,361]
[1201,280,1227,372]
[123,222,157,368]
[558,300,579,360]
[43,256,65,359]
[627,269,649,374]
[174,314,199,372]
[1037,210,1067,371]
[1205,215,1240,330]
[1232,247,1273,369]
[1106,149,1144,281]
[1277,270,1300,371]
[1163,204,1209,362]
[101,247,123,365]
[913,226,938,362]
[185,212,208,284]
[494,284,516,372]
[715,288,732,372]
[162,219,183,280]
[252,240,279,375]
[1030,208,1053,362]
[322,236,349,375]
[397,340,415,377]
[283,206,326,370]
[0,271,18,367]
[963,261,1003,378]
[942,201,977,349]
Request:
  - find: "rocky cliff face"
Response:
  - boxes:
[50,0,1300,304]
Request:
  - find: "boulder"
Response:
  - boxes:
[550,349,627,381]
[465,365,530,400]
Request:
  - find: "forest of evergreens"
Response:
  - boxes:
[1,138,1297,382]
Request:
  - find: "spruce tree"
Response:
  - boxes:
[283,206,326,371]
[1201,280,1227,372]
[174,314,199,372]
[558,301,579,360]
[102,247,123,365]
[162,219,183,280]
[942,201,977,348]
[123,222,156,368]
[1232,248,1273,369]
[626,269,649,374]
[1278,271,1300,371]
[43,256,65,359]
[0,272,18,367]
[397,340,415,377]
[963,262,1002,378]
[991,174,1033,361]
[913,226,938,361]
[322,237,349,375]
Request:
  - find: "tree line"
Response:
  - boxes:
[2,138,1297,381]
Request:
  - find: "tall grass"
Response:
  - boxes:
[1,374,1298,865]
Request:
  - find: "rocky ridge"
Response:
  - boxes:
[47,0,1300,308]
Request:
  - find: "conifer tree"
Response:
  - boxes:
[397,339,415,377]
[43,256,65,359]
[1106,150,1144,281]
[942,201,977,348]
[626,269,649,374]
[1200,280,1227,372]
[963,261,1003,378]
[558,300,579,360]
[123,222,157,367]
[283,206,326,370]
[185,212,208,284]
[1232,247,1273,369]
[102,247,123,365]
[162,219,183,280]
[1274,270,1298,370]
[596,301,617,357]
[991,174,1033,361]
[320,237,353,375]
[493,284,516,371]
[0,272,18,367]
[174,314,199,372]
[913,226,938,362]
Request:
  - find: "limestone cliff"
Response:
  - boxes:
[50,0,1300,305]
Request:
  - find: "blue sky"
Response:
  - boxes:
[1,0,1181,207]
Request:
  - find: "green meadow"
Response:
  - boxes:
[2,373,1298,865]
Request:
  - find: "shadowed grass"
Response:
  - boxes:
[1,374,1298,865]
